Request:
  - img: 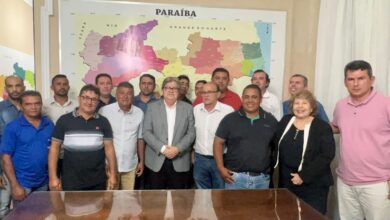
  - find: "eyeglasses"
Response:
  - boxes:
[163,86,179,91]
[200,90,219,95]
[80,95,99,103]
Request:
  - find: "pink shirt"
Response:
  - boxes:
[333,90,390,185]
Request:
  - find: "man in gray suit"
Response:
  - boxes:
[143,77,195,189]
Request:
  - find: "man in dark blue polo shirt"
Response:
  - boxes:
[95,73,116,111]
[133,74,158,113]
[214,84,278,189]
[48,84,117,191]
[0,91,54,207]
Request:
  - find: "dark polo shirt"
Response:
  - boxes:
[216,108,278,173]
[52,109,113,190]
[96,95,116,112]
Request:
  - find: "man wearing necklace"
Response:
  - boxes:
[214,84,277,189]
[332,60,390,220]
[274,90,335,214]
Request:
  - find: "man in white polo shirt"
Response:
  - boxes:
[43,74,78,124]
[193,82,233,189]
[100,82,144,190]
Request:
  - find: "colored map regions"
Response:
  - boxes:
[80,19,271,84]
[0,75,6,99]
[176,32,265,78]
[81,20,168,85]
[13,63,35,88]
[255,22,272,73]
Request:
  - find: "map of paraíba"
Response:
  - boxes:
[79,19,271,86]
[60,0,286,97]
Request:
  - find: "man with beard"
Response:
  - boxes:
[43,74,78,124]
[133,74,158,113]
[178,75,192,105]
[43,75,78,178]
[0,75,25,217]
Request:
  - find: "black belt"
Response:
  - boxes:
[197,153,214,159]
[242,168,270,176]
[245,172,262,176]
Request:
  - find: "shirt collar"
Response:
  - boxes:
[115,102,134,114]
[4,100,17,108]
[164,100,177,109]
[135,94,156,103]
[221,89,232,98]
[72,107,99,119]
[238,107,264,119]
[48,96,74,106]
[200,101,222,113]
[109,95,116,102]
[347,89,377,106]
[263,90,270,98]
[19,114,51,128]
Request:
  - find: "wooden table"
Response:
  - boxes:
[5,189,327,219]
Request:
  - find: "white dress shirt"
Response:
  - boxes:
[160,101,177,153]
[165,101,176,146]
[194,101,234,156]
[99,102,144,172]
[261,90,282,121]
[42,97,78,124]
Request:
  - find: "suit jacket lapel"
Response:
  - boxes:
[159,100,168,138]
[172,101,182,144]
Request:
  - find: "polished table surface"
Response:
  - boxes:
[5,189,327,220]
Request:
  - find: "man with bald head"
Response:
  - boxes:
[0,75,25,217]
[193,82,233,189]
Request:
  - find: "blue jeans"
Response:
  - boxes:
[225,172,270,189]
[12,184,48,208]
[0,176,11,218]
[193,153,224,189]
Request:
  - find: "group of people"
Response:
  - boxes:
[0,60,388,219]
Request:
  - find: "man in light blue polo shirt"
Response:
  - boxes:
[0,91,54,207]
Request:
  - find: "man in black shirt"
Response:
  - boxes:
[48,84,117,191]
[214,84,277,189]
[178,75,192,105]
[95,73,116,111]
